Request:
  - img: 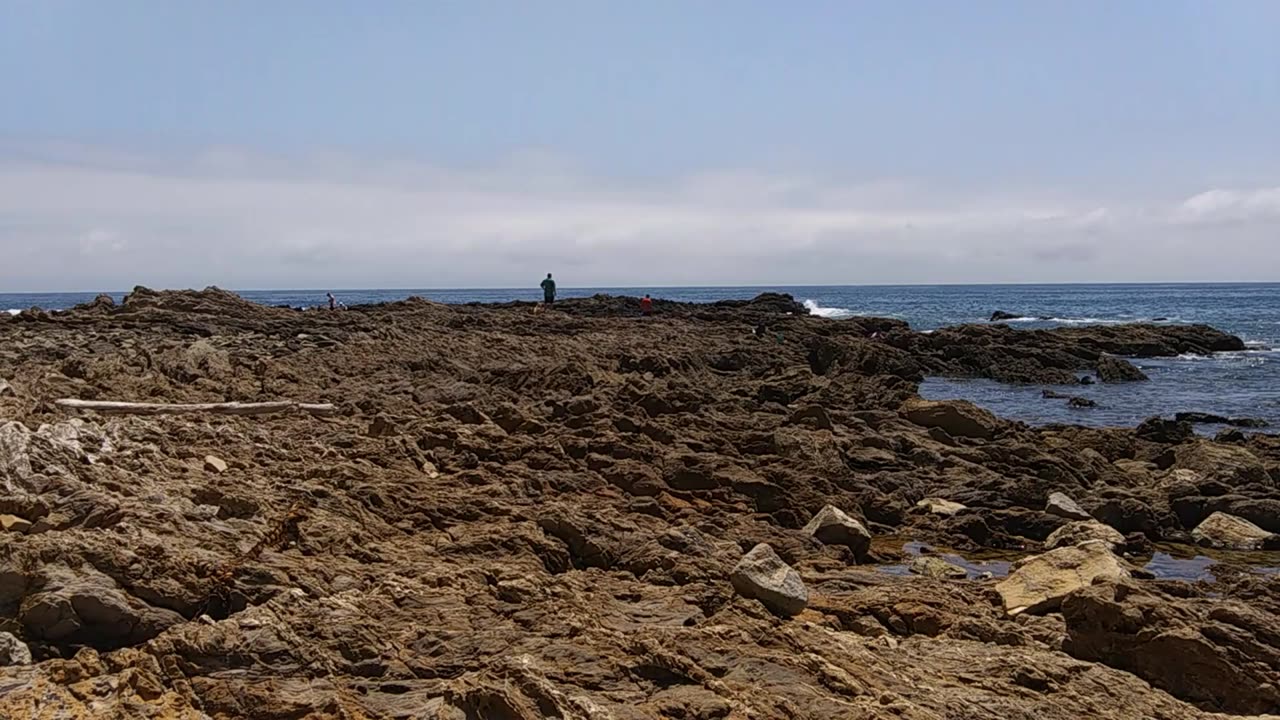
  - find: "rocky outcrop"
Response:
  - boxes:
[1062,581,1280,715]
[995,541,1131,616]
[0,287,1272,717]
[730,543,808,616]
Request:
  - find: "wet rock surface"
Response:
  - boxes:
[0,287,1274,717]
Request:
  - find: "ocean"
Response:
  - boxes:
[5,283,1278,431]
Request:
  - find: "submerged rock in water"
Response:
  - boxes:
[730,543,808,617]
[1095,355,1148,382]
[995,541,1130,616]
[909,555,967,579]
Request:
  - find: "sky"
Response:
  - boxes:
[1,0,1278,291]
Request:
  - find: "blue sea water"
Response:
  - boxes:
[4,283,1278,431]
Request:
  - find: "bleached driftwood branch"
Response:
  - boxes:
[54,399,337,417]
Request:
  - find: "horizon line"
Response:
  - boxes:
[2,279,1279,296]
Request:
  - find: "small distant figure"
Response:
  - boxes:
[639,294,653,316]
[540,273,557,307]
[326,292,339,311]
[753,322,768,338]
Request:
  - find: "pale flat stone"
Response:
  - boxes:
[995,540,1129,616]
[203,455,228,473]
[0,514,31,534]
[916,498,967,517]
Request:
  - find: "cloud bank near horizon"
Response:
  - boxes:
[1,144,1277,292]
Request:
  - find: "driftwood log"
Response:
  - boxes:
[54,399,337,417]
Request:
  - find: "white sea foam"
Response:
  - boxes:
[4,309,19,316]
[803,299,856,319]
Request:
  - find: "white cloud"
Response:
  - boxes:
[0,144,1276,291]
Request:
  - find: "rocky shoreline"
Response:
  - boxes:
[0,287,1277,717]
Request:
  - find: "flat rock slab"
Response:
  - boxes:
[731,543,808,617]
[996,540,1130,616]
[203,455,228,473]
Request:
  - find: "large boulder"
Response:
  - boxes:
[801,505,871,560]
[730,543,808,617]
[1045,492,1091,521]
[900,399,999,440]
[1062,581,1280,715]
[1191,512,1280,550]
[995,540,1130,616]
[1044,520,1126,551]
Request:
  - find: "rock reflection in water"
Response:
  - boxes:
[1143,551,1217,582]
[879,541,1012,579]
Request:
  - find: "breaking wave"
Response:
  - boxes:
[803,299,857,319]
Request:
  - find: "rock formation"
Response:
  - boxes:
[0,287,1273,718]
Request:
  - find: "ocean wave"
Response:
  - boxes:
[4,309,19,316]
[803,299,857,319]
[999,315,1182,325]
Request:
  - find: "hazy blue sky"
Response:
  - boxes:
[2,1,1278,290]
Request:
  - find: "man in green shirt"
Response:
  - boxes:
[540,273,557,306]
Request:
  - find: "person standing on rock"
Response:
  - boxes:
[541,273,557,307]
[640,294,653,316]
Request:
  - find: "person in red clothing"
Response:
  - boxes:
[639,294,654,316]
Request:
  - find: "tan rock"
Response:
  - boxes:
[996,540,1130,616]
[203,455,228,473]
[0,514,31,534]
[1044,520,1126,551]
[916,497,967,516]
[900,398,999,440]
[1192,512,1278,550]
